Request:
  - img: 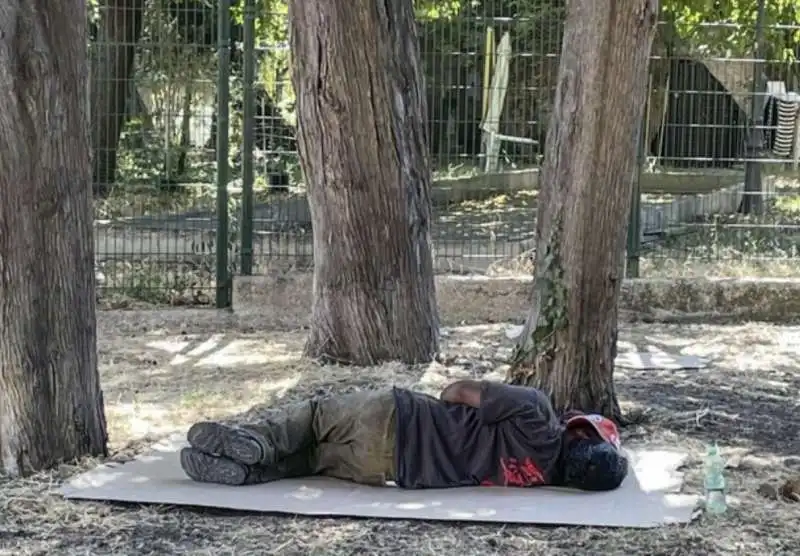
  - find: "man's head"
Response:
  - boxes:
[561,414,628,491]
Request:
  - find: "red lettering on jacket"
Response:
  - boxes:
[482,457,545,487]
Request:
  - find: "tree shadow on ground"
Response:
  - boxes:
[616,327,799,460]
[99,320,800,464]
[97,326,431,456]
[6,321,798,555]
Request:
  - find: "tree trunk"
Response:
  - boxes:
[289,0,440,366]
[90,0,145,198]
[175,84,194,178]
[507,1,660,421]
[0,0,108,476]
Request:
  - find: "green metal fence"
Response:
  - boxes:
[91,0,800,308]
[90,0,226,306]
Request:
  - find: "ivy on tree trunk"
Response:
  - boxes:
[507,0,660,422]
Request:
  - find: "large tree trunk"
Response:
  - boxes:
[90,0,145,198]
[289,0,440,366]
[0,0,108,476]
[507,1,660,421]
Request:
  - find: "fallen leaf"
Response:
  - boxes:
[778,476,800,503]
[757,483,778,500]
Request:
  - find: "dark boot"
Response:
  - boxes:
[180,447,249,485]
[180,447,315,486]
[186,421,273,466]
[187,401,316,466]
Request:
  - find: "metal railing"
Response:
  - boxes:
[89,0,800,307]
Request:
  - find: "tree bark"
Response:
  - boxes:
[0,0,108,476]
[175,84,194,178]
[90,0,145,198]
[507,1,660,421]
[289,0,440,366]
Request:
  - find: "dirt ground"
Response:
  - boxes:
[1,310,799,555]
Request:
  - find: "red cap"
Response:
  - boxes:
[565,413,621,450]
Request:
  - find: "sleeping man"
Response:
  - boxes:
[180,380,629,491]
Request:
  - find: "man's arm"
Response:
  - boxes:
[440,380,548,425]
[439,380,482,407]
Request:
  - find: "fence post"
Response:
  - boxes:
[240,0,256,275]
[216,0,232,308]
[743,0,767,215]
[626,107,646,279]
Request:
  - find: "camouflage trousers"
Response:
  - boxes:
[240,390,396,486]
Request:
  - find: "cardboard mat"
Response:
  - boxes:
[60,435,700,528]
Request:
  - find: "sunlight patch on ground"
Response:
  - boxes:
[146,336,297,367]
[105,372,306,446]
[101,332,311,447]
[171,373,303,425]
[106,402,174,443]
[194,339,296,367]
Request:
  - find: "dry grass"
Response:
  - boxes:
[1,311,799,555]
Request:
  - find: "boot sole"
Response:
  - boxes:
[187,421,266,466]
[180,448,248,485]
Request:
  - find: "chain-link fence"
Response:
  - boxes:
[635,2,800,280]
[91,0,800,307]
[91,0,226,307]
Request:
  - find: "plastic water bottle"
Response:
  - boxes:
[703,443,727,515]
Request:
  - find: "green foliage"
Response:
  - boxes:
[253,0,294,126]
[415,0,473,21]
[411,0,799,61]
[663,0,800,60]
[509,211,568,371]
